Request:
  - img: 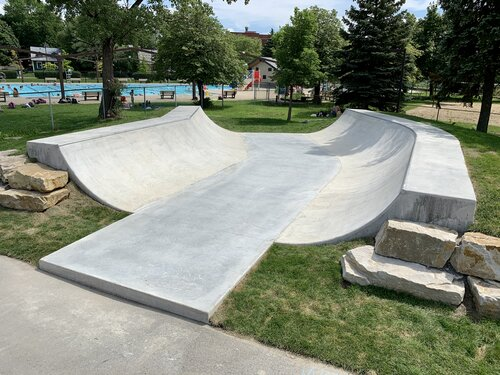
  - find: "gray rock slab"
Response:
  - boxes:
[374,220,458,268]
[39,133,340,323]
[341,245,465,305]
[451,232,500,281]
[467,276,500,319]
[0,187,70,211]
[8,162,68,192]
[0,256,349,375]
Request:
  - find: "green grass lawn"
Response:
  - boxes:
[1,100,499,374]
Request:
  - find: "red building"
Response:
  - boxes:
[232,27,271,45]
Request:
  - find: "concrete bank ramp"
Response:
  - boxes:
[278,110,477,244]
[29,107,476,323]
[27,106,247,212]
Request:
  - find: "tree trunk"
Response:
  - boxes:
[287,85,293,121]
[477,66,495,133]
[313,82,322,105]
[429,80,434,98]
[192,81,197,100]
[57,58,65,99]
[95,54,100,83]
[99,37,115,119]
[197,80,204,109]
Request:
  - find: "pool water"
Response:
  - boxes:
[0,83,224,98]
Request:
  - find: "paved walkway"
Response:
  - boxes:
[0,256,348,375]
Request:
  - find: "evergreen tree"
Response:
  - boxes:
[338,0,408,111]
[414,3,446,98]
[261,29,274,57]
[438,0,499,133]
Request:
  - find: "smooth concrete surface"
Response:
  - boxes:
[32,107,476,322]
[28,107,247,212]
[39,133,340,323]
[0,256,349,375]
[278,110,476,244]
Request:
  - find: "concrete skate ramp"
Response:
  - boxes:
[278,110,476,244]
[27,106,247,212]
[31,107,476,323]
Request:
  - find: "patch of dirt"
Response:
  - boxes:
[407,102,500,127]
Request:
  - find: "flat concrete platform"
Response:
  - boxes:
[29,107,476,322]
[40,133,340,322]
[0,256,348,375]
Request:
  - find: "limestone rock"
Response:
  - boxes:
[341,245,465,305]
[450,232,500,281]
[8,163,68,193]
[0,188,69,212]
[0,152,29,183]
[375,220,458,268]
[468,276,500,319]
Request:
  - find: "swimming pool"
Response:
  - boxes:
[0,83,225,98]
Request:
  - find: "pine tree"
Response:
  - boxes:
[338,0,408,111]
[261,29,274,57]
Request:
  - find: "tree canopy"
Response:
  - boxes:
[2,0,63,49]
[0,19,20,66]
[438,0,499,133]
[274,7,322,120]
[230,34,262,63]
[155,0,246,106]
[338,0,408,111]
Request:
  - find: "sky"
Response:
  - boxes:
[0,0,434,33]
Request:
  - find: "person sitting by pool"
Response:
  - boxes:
[13,88,19,97]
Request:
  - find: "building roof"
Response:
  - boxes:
[248,57,277,70]
[30,46,60,62]
[231,28,271,45]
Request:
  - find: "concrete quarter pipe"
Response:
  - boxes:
[28,106,476,322]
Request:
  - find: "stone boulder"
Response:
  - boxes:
[341,245,465,305]
[450,232,500,281]
[468,276,500,319]
[8,163,69,193]
[0,188,69,212]
[375,220,458,268]
[0,151,29,183]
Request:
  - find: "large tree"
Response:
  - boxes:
[49,0,162,118]
[274,7,322,121]
[308,6,344,104]
[2,0,63,49]
[0,19,20,67]
[337,0,408,111]
[230,34,262,63]
[414,3,446,98]
[155,0,246,107]
[261,29,275,58]
[438,0,499,133]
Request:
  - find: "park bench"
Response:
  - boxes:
[137,78,148,83]
[0,92,9,102]
[69,78,81,83]
[117,78,129,83]
[44,78,57,83]
[160,90,175,99]
[222,90,237,99]
[84,91,100,101]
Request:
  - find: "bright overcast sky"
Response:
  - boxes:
[0,0,434,33]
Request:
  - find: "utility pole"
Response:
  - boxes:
[396,47,406,112]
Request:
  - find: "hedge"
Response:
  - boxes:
[34,70,81,79]
[0,70,18,79]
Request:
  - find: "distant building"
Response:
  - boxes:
[232,27,271,45]
[137,49,157,67]
[248,57,277,85]
[30,46,61,71]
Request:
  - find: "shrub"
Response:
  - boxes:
[0,70,17,79]
[131,72,157,81]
